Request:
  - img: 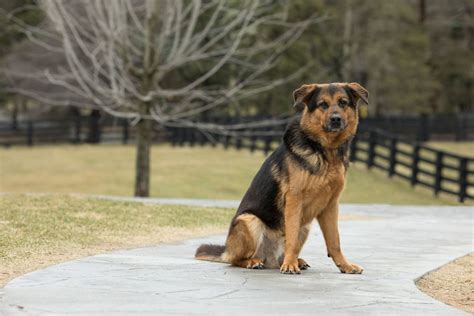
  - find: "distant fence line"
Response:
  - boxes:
[359,113,474,142]
[1,112,473,146]
[1,113,473,202]
[351,129,473,203]
[168,122,474,203]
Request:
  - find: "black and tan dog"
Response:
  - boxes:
[195,82,368,274]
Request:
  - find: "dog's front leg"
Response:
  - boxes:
[318,202,364,274]
[280,193,303,274]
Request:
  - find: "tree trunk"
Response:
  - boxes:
[341,0,353,81]
[134,103,152,197]
[11,98,19,130]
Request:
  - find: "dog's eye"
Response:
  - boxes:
[339,99,348,107]
[318,102,328,110]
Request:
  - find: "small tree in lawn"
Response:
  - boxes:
[3,0,320,196]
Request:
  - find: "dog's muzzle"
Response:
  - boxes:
[326,113,345,132]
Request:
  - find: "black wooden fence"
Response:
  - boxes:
[351,129,474,203]
[168,124,474,203]
[359,113,474,142]
[0,116,134,146]
[2,112,473,146]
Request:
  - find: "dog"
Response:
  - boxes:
[195,82,368,274]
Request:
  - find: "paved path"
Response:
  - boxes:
[1,202,472,315]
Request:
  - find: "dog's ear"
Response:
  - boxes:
[292,84,317,111]
[347,82,369,105]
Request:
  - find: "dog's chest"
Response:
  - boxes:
[297,162,346,220]
[307,163,344,193]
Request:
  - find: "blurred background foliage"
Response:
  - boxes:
[0,0,472,118]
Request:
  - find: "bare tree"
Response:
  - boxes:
[3,0,321,196]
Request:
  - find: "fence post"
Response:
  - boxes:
[199,131,206,146]
[388,138,397,177]
[169,127,176,146]
[210,118,217,148]
[264,137,272,155]
[223,134,230,150]
[349,136,357,162]
[74,114,81,144]
[236,136,242,150]
[190,128,196,147]
[122,119,129,144]
[418,113,429,142]
[87,110,101,143]
[367,130,376,168]
[194,129,201,146]
[434,152,444,196]
[210,133,217,148]
[458,158,468,203]
[250,135,257,153]
[27,120,33,146]
[180,128,186,146]
[456,114,466,141]
[411,145,420,186]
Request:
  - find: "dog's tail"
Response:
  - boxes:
[195,244,227,263]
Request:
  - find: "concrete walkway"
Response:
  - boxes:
[1,202,472,315]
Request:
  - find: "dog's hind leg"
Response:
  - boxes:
[224,214,265,269]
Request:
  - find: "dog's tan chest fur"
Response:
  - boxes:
[286,153,346,226]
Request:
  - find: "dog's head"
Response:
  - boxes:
[292,82,368,148]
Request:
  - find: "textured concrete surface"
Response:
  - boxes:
[1,204,472,315]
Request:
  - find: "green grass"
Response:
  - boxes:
[0,144,468,205]
[0,194,234,286]
[0,144,262,199]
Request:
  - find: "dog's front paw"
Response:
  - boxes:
[337,262,364,274]
[280,260,301,274]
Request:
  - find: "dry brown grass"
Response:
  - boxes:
[416,253,474,314]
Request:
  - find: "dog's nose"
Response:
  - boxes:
[330,113,342,125]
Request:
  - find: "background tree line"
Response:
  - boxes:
[218,0,473,117]
[1,0,472,119]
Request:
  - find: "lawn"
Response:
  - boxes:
[0,144,468,205]
[0,194,234,286]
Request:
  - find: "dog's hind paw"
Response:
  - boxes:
[246,259,265,269]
